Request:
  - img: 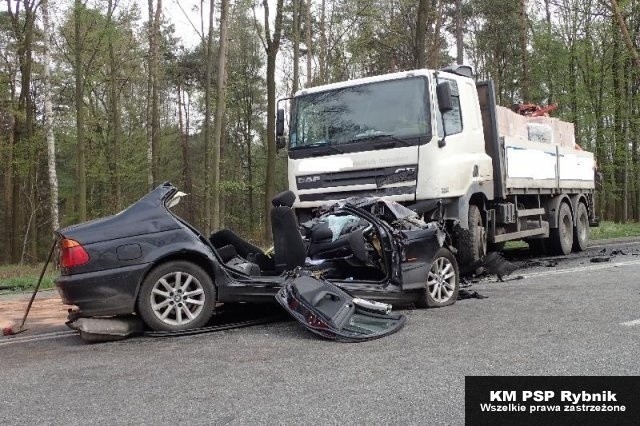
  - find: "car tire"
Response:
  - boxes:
[416,248,460,308]
[549,202,573,255]
[137,261,216,332]
[456,205,486,267]
[572,202,589,252]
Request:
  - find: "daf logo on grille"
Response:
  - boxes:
[394,167,416,174]
[298,176,321,184]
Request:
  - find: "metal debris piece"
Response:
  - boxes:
[458,289,488,300]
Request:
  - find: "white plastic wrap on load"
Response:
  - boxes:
[527,122,554,144]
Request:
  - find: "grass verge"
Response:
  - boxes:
[504,220,640,249]
[0,263,57,293]
[589,221,640,240]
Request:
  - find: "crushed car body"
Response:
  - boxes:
[55,182,459,340]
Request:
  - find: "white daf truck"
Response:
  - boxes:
[276,65,598,266]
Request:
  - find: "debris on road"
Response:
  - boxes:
[590,256,611,263]
[458,289,487,300]
[610,249,627,256]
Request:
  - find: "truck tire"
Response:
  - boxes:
[549,202,573,255]
[572,202,589,252]
[456,205,486,267]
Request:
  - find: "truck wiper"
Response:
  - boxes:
[309,145,343,156]
[291,142,343,155]
[352,132,411,147]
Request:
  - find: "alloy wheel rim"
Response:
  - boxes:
[427,257,456,303]
[150,271,205,326]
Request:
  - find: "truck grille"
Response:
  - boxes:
[296,165,418,190]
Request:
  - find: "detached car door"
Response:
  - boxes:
[276,273,406,342]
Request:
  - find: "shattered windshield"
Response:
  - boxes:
[342,197,420,221]
[289,77,431,149]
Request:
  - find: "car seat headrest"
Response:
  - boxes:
[271,190,296,208]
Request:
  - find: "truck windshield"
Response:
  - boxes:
[289,77,430,150]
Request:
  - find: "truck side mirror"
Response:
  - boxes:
[276,108,285,137]
[436,82,453,112]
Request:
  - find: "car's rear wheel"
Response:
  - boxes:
[416,248,460,308]
[137,261,216,331]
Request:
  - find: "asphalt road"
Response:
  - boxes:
[1,240,639,425]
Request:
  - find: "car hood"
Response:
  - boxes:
[276,273,406,342]
[58,182,181,245]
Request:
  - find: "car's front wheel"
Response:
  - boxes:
[137,261,216,331]
[416,248,460,308]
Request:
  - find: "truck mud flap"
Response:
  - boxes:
[276,274,406,342]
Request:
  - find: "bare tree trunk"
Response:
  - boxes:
[74,0,87,222]
[151,0,162,187]
[203,0,215,233]
[305,0,312,87]
[610,0,640,72]
[212,0,230,231]
[107,0,121,211]
[262,0,284,243]
[146,0,153,190]
[177,84,195,224]
[4,114,14,261]
[545,0,553,103]
[415,0,428,68]
[519,0,529,102]
[292,0,300,94]
[455,0,463,65]
[427,0,444,69]
[318,0,326,83]
[43,0,59,231]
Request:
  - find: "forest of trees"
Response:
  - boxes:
[0,0,639,264]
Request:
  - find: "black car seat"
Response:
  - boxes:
[210,228,263,258]
[271,190,306,272]
[307,216,368,260]
[210,228,275,271]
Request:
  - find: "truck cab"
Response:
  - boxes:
[279,65,596,264]
[286,66,493,221]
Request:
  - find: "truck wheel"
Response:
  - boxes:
[456,205,486,266]
[549,202,573,255]
[416,248,459,308]
[572,202,588,252]
[137,261,216,331]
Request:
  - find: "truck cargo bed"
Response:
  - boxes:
[502,136,595,194]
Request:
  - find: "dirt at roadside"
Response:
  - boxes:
[0,290,70,336]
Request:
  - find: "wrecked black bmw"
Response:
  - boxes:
[55,182,459,338]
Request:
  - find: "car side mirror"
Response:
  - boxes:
[276,108,285,137]
[276,108,286,151]
[436,82,453,113]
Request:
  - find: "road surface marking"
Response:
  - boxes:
[0,330,77,347]
[620,319,640,327]
[589,240,640,250]
[519,258,640,279]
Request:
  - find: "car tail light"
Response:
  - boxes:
[60,238,90,268]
